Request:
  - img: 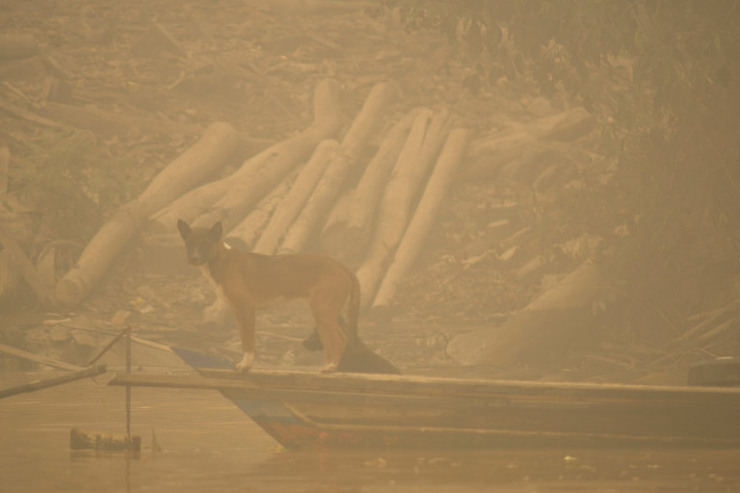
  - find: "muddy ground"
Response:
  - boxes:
[2,1,734,384]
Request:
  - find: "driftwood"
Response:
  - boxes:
[254,139,337,254]
[446,260,611,369]
[55,122,240,307]
[278,81,397,254]
[355,109,450,305]
[372,128,469,313]
[462,107,594,181]
[320,108,422,266]
[153,79,342,233]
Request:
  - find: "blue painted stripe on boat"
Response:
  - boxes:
[222,393,299,421]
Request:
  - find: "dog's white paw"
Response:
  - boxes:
[320,362,338,374]
[236,353,254,373]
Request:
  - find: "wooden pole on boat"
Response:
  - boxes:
[125,325,132,449]
[87,325,130,366]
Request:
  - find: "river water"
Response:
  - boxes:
[1,372,739,493]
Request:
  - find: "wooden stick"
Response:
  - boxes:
[372,128,469,311]
[278,81,397,254]
[0,342,84,371]
[0,365,107,400]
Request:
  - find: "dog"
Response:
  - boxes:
[177,219,398,374]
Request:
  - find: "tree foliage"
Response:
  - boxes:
[386,0,740,319]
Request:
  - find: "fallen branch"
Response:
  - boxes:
[462,107,594,181]
[0,365,106,400]
[278,81,397,254]
[0,342,84,371]
[372,127,469,312]
[55,122,240,307]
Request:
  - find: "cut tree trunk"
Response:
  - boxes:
[446,260,610,369]
[254,139,338,254]
[320,107,422,266]
[227,168,298,249]
[462,107,594,181]
[154,79,342,233]
[372,127,469,313]
[355,109,450,306]
[55,122,240,307]
[278,81,397,254]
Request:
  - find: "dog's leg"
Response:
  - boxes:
[310,294,348,373]
[228,292,256,373]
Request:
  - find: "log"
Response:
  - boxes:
[372,128,469,312]
[320,108,422,265]
[462,107,594,181]
[228,168,298,249]
[355,109,450,305]
[278,81,397,254]
[254,139,338,254]
[55,122,240,307]
[446,260,611,369]
[154,79,342,233]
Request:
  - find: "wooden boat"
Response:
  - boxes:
[109,347,740,450]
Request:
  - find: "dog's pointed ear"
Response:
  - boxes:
[177,219,190,239]
[210,221,223,240]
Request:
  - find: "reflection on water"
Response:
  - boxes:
[1,372,739,492]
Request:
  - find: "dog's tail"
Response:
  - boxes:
[337,337,400,375]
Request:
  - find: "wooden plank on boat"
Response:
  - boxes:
[193,368,740,404]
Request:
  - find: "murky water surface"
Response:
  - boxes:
[1,372,739,492]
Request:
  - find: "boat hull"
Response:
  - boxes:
[108,348,740,450]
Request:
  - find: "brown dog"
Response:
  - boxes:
[177,219,361,373]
